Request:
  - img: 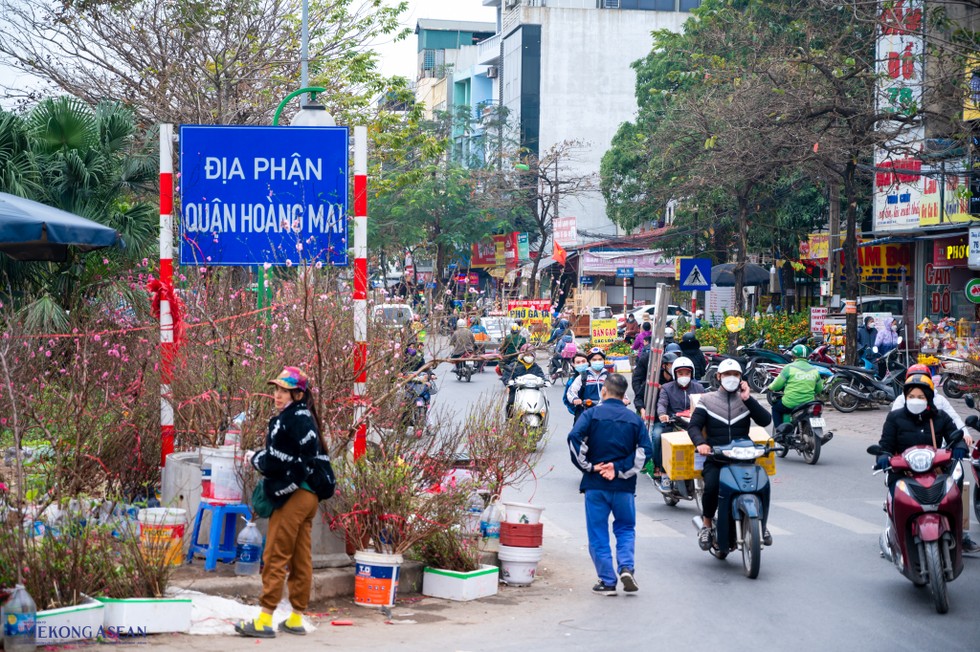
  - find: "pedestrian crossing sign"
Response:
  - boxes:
[679,258,711,290]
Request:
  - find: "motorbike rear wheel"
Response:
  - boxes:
[662,492,680,507]
[830,381,861,413]
[747,366,768,393]
[942,375,966,399]
[924,541,949,614]
[741,514,761,579]
[802,423,821,465]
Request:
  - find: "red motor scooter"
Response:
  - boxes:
[867,415,978,614]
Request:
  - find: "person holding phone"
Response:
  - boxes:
[687,359,772,552]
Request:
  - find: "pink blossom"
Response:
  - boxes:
[44,350,52,357]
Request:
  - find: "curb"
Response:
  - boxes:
[174,561,426,602]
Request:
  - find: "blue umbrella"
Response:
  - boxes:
[0,191,122,262]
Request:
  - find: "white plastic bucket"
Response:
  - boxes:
[497,544,543,586]
[353,550,403,607]
[210,447,243,501]
[137,508,187,566]
[501,501,545,525]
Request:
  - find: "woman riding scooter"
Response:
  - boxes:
[503,344,547,417]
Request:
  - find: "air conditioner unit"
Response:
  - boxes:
[487,66,498,79]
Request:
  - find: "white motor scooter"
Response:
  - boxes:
[510,374,550,432]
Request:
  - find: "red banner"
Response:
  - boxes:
[471,233,519,269]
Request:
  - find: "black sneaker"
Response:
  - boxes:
[698,526,713,551]
[619,569,638,593]
[763,528,773,546]
[962,535,980,554]
[592,581,617,596]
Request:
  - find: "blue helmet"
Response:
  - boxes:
[561,334,573,343]
[665,343,682,353]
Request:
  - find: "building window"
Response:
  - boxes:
[679,0,701,10]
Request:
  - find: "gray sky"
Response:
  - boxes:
[0,0,496,108]
[377,0,495,80]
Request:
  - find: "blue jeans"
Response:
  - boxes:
[584,490,636,587]
[651,422,664,472]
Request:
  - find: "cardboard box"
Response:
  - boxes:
[749,426,777,476]
[662,430,698,480]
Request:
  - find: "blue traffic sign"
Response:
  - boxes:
[579,276,594,286]
[615,267,635,279]
[179,125,349,267]
[679,258,711,290]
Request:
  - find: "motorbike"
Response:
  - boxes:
[829,342,906,413]
[647,415,704,508]
[688,438,783,579]
[772,401,833,465]
[866,416,978,614]
[938,355,976,399]
[809,341,836,365]
[453,355,476,382]
[765,363,837,406]
[403,372,433,431]
[960,396,980,523]
[509,374,551,435]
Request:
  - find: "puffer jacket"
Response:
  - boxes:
[879,404,964,455]
[567,398,652,493]
[251,401,320,506]
[688,388,772,448]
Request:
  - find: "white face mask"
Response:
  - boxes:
[522,356,534,364]
[721,376,741,392]
[906,398,928,415]
[676,375,691,387]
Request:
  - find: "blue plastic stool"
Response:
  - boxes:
[185,501,252,571]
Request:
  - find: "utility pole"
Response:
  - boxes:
[827,182,839,307]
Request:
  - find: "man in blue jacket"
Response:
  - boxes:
[567,374,653,596]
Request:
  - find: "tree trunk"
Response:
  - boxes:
[842,160,859,365]
[781,260,796,314]
[728,194,750,355]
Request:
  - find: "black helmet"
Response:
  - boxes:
[681,331,696,343]
[662,352,679,366]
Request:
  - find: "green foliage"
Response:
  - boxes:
[695,312,811,351]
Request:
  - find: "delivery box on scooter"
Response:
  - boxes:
[661,429,777,480]
[749,427,777,476]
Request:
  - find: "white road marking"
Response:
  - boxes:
[539,515,574,541]
[767,525,792,536]
[774,501,881,534]
[634,518,685,539]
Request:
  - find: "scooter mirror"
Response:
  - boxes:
[967,396,976,410]
[867,444,884,456]
[966,415,980,430]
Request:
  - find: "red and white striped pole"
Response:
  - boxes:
[352,126,368,459]
[159,124,176,468]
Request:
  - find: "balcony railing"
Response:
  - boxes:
[476,33,501,65]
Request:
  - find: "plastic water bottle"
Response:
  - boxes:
[463,493,484,536]
[2,584,37,651]
[235,522,263,576]
[479,501,505,552]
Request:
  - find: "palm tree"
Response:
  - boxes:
[0,97,157,332]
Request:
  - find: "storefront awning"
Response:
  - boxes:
[832,236,915,253]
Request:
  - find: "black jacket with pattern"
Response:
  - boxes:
[250,401,321,505]
[687,388,772,448]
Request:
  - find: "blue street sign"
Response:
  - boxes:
[179,125,349,267]
[615,267,635,279]
[579,276,594,286]
[679,258,712,291]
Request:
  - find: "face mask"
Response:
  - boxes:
[906,398,928,415]
[590,361,604,371]
[721,376,741,392]
[406,348,416,356]
[522,356,534,364]
[676,375,691,387]
[574,363,588,373]
[891,325,897,332]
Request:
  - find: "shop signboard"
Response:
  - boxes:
[507,300,552,342]
[553,217,578,247]
[933,235,969,267]
[924,263,953,316]
[580,250,674,276]
[920,161,972,226]
[471,233,519,269]
[705,286,737,327]
[590,318,619,348]
[969,226,980,271]
[517,232,530,260]
[809,306,828,338]
[872,0,925,233]
[857,243,910,283]
[965,278,980,304]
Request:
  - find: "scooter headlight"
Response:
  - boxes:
[903,448,935,473]
[722,446,764,461]
[524,414,542,428]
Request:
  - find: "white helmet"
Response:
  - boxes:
[664,327,675,338]
[671,356,695,377]
[717,358,742,375]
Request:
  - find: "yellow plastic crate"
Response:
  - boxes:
[662,430,697,480]
[749,427,777,476]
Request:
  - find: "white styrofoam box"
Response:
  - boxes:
[98,597,193,633]
[36,596,105,645]
[422,564,499,601]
